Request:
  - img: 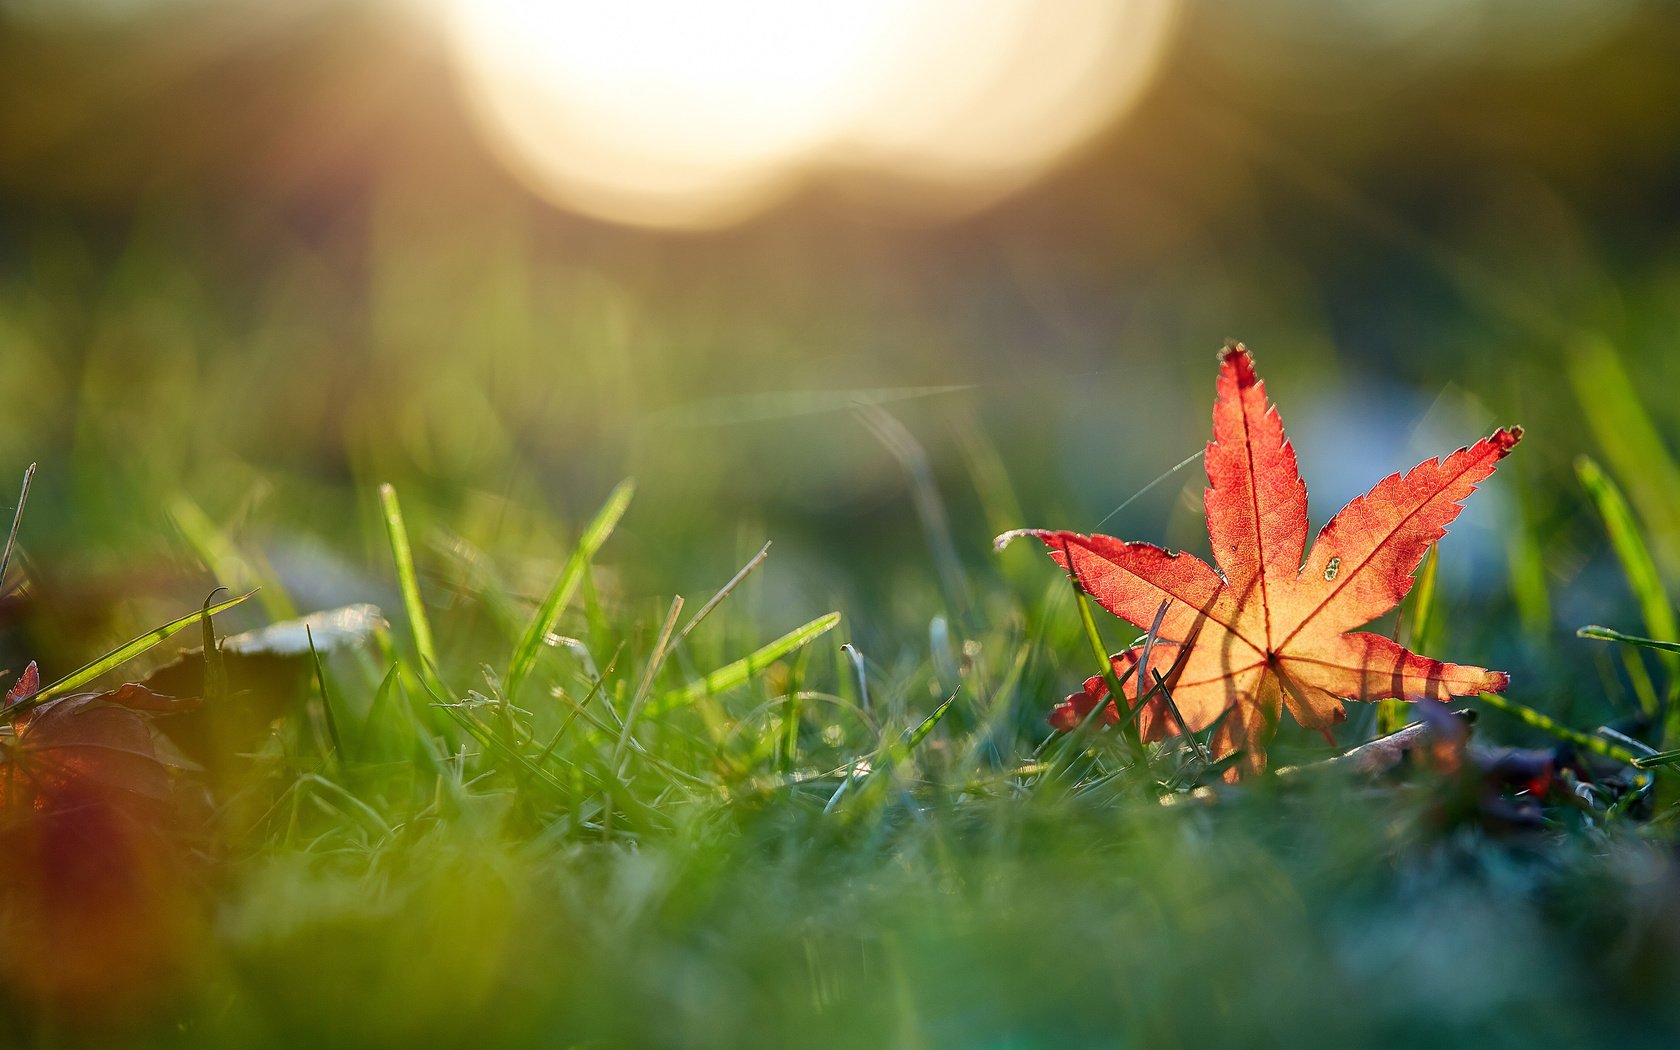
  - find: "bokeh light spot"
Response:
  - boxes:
[443,0,1181,229]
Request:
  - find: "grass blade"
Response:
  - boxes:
[0,462,35,593]
[1133,599,1171,727]
[14,589,257,715]
[654,612,842,713]
[615,595,684,767]
[506,479,634,700]
[359,663,403,755]
[379,483,443,695]
[1072,578,1126,711]
[1576,456,1678,720]
[1382,545,1439,734]
[1577,624,1680,656]
[1062,546,1147,754]
[1408,543,1441,653]
[1577,457,1678,652]
[307,624,343,763]
[201,587,229,706]
[1153,668,1211,765]
[903,690,959,753]
[1475,691,1640,766]
[1568,339,1680,572]
[842,643,871,714]
[1633,748,1680,770]
[677,539,770,643]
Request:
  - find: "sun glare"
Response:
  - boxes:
[443,0,1181,229]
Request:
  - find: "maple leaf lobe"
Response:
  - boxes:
[4,660,39,706]
[1205,343,1309,649]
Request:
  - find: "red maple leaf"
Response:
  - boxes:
[1001,344,1520,779]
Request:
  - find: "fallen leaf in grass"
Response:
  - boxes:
[1414,696,1472,776]
[1477,747,1554,802]
[1273,702,1555,831]
[1276,702,1475,778]
[0,681,210,1022]
[1004,343,1519,779]
[219,602,387,657]
[2,684,202,809]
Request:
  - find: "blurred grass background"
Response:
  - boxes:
[4,1,1677,726]
[3,0,1680,1044]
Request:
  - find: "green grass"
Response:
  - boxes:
[14,587,254,711]
[4,459,1676,1047]
[5,210,1680,1047]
